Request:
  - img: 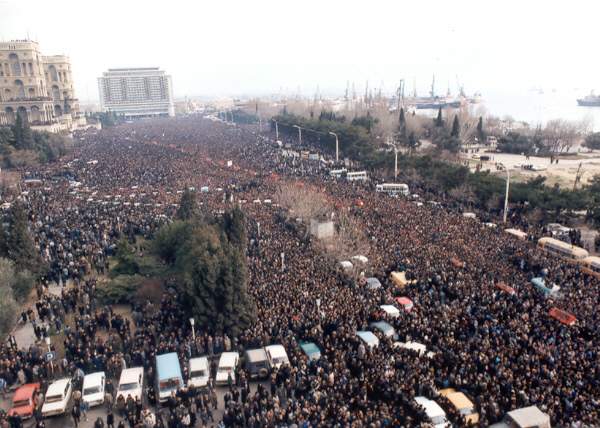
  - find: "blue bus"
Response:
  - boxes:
[156,353,183,403]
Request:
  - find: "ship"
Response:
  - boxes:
[410,75,464,110]
[577,92,600,107]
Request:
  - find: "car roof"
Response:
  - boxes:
[219,352,239,365]
[415,396,446,418]
[445,391,475,409]
[83,372,105,384]
[119,367,144,384]
[47,378,70,394]
[189,356,208,370]
[370,321,394,332]
[356,330,379,344]
[265,345,287,357]
[13,383,40,401]
[507,406,549,426]
[299,342,320,355]
[245,348,268,361]
[156,353,182,380]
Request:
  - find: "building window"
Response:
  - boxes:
[8,53,21,76]
[48,65,58,82]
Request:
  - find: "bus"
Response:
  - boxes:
[578,256,600,278]
[537,237,589,261]
[504,228,528,240]
[156,353,183,403]
[346,171,368,182]
[329,168,347,178]
[375,183,409,196]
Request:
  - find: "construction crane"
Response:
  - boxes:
[396,79,405,111]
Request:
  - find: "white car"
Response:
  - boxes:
[116,367,144,401]
[215,352,239,385]
[188,357,210,388]
[264,345,290,370]
[41,378,72,417]
[82,372,105,407]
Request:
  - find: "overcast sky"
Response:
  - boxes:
[1,0,599,102]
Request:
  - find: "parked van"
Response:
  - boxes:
[116,367,144,402]
[82,372,106,407]
[489,406,551,428]
[356,331,379,349]
[265,345,290,370]
[41,378,73,417]
[414,396,451,428]
[369,321,398,340]
[215,352,239,385]
[188,357,210,389]
[156,353,184,403]
[439,388,479,424]
[245,348,270,379]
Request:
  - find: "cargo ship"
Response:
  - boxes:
[577,92,600,107]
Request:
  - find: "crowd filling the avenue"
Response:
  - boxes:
[0,117,598,428]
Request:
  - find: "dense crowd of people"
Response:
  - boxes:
[0,117,598,427]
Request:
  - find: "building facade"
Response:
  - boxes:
[0,39,85,131]
[97,68,174,118]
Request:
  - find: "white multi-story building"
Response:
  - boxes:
[97,67,174,118]
[0,39,86,132]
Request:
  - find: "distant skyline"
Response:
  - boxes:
[2,0,600,103]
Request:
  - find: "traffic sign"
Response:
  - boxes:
[44,351,56,362]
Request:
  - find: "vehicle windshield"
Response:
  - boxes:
[430,415,447,425]
[460,407,475,416]
[45,394,63,403]
[218,367,232,373]
[12,399,30,407]
[190,370,206,378]
[83,386,101,395]
[159,378,181,391]
[119,382,139,391]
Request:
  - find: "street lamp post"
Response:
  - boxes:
[394,146,399,179]
[498,163,510,223]
[292,125,302,145]
[274,120,279,140]
[45,337,54,376]
[189,318,196,342]
[329,132,339,163]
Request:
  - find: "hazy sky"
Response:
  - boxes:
[1,0,599,102]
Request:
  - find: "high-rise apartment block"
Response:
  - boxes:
[97,68,174,118]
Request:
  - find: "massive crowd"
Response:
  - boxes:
[0,117,598,427]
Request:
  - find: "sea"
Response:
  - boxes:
[474,88,600,131]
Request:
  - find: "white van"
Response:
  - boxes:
[188,357,210,389]
[82,372,105,407]
[215,352,239,385]
[264,345,290,370]
[116,367,144,401]
[414,396,451,428]
[41,378,72,417]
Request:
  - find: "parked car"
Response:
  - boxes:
[489,406,551,428]
[215,352,239,385]
[244,348,270,379]
[188,357,210,388]
[264,344,290,370]
[8,383,40,419]
[41,378,73,417]
[116,367,144,402]
[299,342,321,361]
[82,372,106,407]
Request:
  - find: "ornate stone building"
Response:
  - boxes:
[0,39,85,131]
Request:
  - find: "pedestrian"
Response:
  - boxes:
[71,403,81,427]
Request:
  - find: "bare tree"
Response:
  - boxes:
[275,183,332,223]
[542,119,584,154]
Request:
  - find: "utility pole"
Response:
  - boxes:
[293,125,302,145]
[274,120,279,140]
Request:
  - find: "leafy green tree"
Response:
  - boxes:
[435,107,443,127]
[451,115,460,138]
[11,115,34,150]
[0,202,42,274]
[221,207,247,249]
[406,132,421,155]
[176,189,198,220]
[586,175,600,227]
[476,116,485,142]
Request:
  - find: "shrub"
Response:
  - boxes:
[96,274,144,304]
[12,270,35,302]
